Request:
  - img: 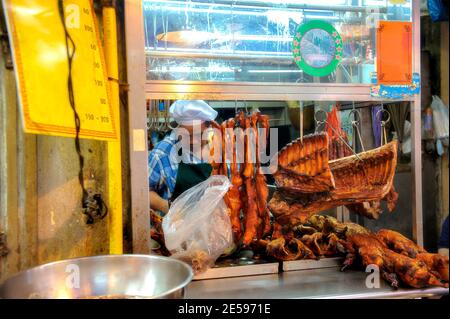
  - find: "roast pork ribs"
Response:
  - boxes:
[273,133,335,193]
[269,140,398,226]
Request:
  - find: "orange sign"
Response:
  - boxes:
[376,21,412,85]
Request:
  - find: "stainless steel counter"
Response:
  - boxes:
[186,267,449,299]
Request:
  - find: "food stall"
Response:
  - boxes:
[122,0,449,298]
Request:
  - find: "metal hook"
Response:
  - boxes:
[375,108,391,125]
[347,109,365,152]
[375,108,391,146]
[314,109,327,133]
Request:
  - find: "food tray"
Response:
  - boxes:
[282,257,343,272]
[193,261,280,280]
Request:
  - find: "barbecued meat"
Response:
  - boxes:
[258,113,270,142]
[376,229,426,258]
[273,133,335,193]
[383,249,447,288]
[211,111,272,247]
[385,186,399,212]
[253,113,272,238]
[266,237,316,261]
[345,186,399,219]
[242,117,254,179]
[269,141,398,226]
[242,176,259,246]
[342,233,448,288]
[227,119,243,242]
[346,201,382,219]
[416,253,449,282]
[376,229,449,282]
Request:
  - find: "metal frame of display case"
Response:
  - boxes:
[124,0,423,254]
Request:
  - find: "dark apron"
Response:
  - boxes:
[171,162,212,201]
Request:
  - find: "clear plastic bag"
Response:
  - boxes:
[162,175,232,274]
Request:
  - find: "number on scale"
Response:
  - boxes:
[85,113,95,121]
[82,8,90,15]
[95,79,103,87]
[84,24,93,32]
[100,98,107,105]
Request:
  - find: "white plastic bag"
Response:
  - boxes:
[431,96,449,140]
[162,175,233,274]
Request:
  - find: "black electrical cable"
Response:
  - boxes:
[57,0,107,224]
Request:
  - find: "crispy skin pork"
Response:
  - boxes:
[273,133,335,193]
[269,140,398,225]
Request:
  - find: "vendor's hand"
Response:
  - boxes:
[149,191,169,215]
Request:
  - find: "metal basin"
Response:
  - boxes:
[0,255,193,299]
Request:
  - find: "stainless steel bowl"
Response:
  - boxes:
[0,254,193,299]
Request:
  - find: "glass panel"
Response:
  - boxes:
[143,0,412,84]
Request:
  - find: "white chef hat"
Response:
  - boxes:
[169,100,218,125]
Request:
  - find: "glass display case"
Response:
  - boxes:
[143,0,412,84]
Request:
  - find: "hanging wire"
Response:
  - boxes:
[376,104,391,146]
[348,102,365,152]
[57,0,106,224]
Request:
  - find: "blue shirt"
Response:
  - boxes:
[148,131,205,200]
[438,216,449,249]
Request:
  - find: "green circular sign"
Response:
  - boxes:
[293,20,343,77]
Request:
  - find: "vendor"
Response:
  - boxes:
[148,100,218,215]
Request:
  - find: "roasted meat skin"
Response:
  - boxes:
[416,253,449,282]
[342,233,447,288]
[242,177,259,246]
[269,140,398,226]
[255,113,272,238]
[376,229,449,282]
[385,186,399,212]
[273,133,335,193]
[227,119,243,242]
[346,186,399,219]
[383,249,446,288]
[376,229,426,258]
[266,237,316,261]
